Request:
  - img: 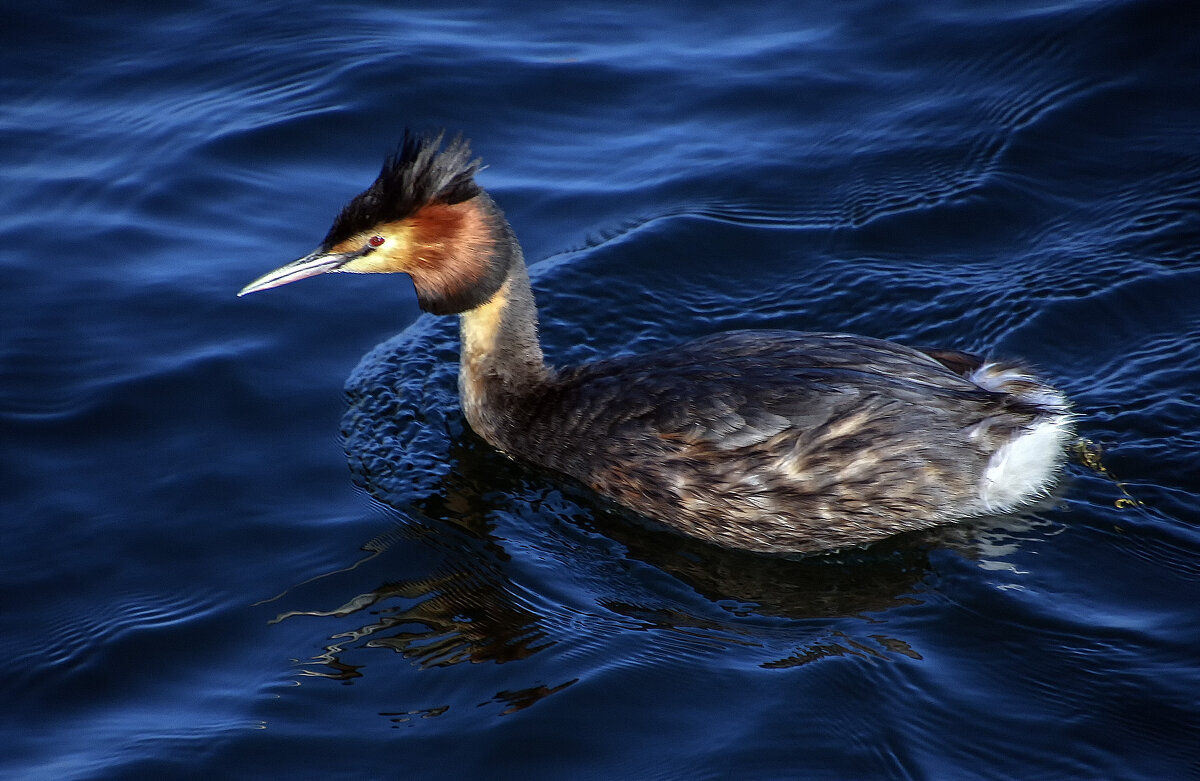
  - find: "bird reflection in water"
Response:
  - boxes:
[262,426,1051,701]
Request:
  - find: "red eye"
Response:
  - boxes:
[368,235,385,247]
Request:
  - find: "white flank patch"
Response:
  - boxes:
[980,416,1073,510]
[970,362,1073,511]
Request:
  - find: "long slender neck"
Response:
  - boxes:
[458,252,551,449]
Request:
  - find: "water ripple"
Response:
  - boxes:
[13,589,222,690]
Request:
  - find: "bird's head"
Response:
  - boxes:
[239,132,516,315]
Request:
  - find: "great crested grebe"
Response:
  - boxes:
[241,132,1073,554]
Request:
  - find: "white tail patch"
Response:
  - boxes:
[980,416,1073,510]
[969,362,1073,511]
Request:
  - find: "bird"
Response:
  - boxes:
[240,132,1073,555]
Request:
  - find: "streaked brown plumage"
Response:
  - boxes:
[241,132,1073,554]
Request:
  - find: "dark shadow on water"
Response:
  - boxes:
[268,418,1066,686]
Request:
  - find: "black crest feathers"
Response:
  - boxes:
[321,131,483,248]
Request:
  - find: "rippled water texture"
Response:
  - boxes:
[3,1,1199,778]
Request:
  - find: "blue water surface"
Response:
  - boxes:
[3,1,1199,778]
